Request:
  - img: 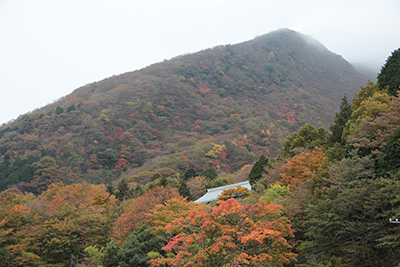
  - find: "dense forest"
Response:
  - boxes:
[2,30,400,266]
[0,29,366,194]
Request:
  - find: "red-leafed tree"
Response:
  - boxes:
[149,198,296,267]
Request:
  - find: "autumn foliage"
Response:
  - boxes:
[217,185,250,201]
[149,198,296,267]
[0,183,117,266]
[112,185,179,240]
[279,147,328,188]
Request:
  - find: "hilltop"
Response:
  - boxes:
[0,29,367,193]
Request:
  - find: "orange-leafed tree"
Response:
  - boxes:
[217,185,250,201]
[0,183,118,266]
[148,196,204,238]
[34,182,117,264]
[149,198,296,267]
[279,147,328,188]
[112,185,179,240]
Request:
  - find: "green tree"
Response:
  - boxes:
[106,182,114,195]
[281,124,329,157]
[200,168,217,180]
[260,184,291,204]
[102,149,118,169]
[66,105,76,113]
[183,168,197,181]
[300,175,400,267]
[249,154,268,186]
[116,179,130,201]
[352,80,381,111]
[55,106,64,115]
[101,225,164,267]
[119,225,163,267]
[0,247,17,267]
[379,126,400,172]
[101,241,121,267]
[343,90,391,138]
[178,178,193,200]
[329,95,352,146]
[378,47,400,96]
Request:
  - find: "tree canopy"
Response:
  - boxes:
[378,47,400,96]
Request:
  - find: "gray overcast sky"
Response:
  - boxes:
[1,0,399,125]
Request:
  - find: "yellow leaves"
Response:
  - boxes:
[206,142,226,158]
[344,89,392,137]
[97,109,110,121]
[120,144,130,159]
[198,137,214,144]
[179,75,186,81]
[64,141,74,151]
[217,186,250,201]
[215,65,225,75]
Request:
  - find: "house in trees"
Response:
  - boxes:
[194,180,251,203]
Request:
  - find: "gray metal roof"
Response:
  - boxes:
[194,180,251,203]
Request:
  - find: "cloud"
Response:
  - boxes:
[0,0,399,124]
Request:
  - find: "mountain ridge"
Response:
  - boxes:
[0,28,368,193]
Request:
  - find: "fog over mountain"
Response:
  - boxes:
[1,0,399,124]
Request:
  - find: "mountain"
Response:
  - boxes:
[0,29,368,193]
[351,62,378,82]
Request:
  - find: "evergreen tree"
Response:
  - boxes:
[150,173,161,181]
[183,168,197,181]
[159,175,168,187]
[101,225,164,267]
[379,126,400,172]
[378,47,400,96]
[116,179,129,201]
[248,155,268,186]
[200,168,217,180]
[106,182,114,196]
[329,95,352,145]
[101,241,121,267]
[55,106,64,115]
[66,105,76,113]
[301,175,400,267]
[178,178,193,200]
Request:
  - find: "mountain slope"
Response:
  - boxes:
[0,29,367,193]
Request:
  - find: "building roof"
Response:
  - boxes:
[194,180,251,203]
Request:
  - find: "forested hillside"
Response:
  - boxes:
[0,29,366,194]
[1,30,399,266]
